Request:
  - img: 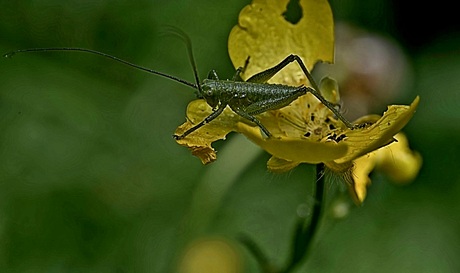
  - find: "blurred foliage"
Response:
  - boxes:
[0,0,459,273]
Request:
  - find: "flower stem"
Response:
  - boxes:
[241,164,326,273]
[281,163,326,273]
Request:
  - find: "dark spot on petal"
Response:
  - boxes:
[356,122,372,129]
[314,127,322,135]
[304,132,311,137]
[327,133,336,140]
[329,124,336,130]
[336,134,347,142]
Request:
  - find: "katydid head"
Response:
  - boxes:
[200,79,220,109]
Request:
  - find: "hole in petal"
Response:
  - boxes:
[283,0,302,24]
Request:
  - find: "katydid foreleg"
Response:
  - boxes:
[174,103,227,140]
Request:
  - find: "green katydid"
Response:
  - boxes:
[4,27,352,140]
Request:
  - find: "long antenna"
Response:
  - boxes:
[161,26,202,93]
[3,47,198,90]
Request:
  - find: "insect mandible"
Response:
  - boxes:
[4,27,353,139]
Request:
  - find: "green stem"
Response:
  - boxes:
[241,164,326,273]
[281,163,326,273]
[239,234,277,273]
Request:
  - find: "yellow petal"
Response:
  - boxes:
[346,132,422,204]
[375,133,422,183]
[237,123,348,164]
[319,76,340,104]
[267,156,300,173]
[334,96,420,165]
[174,100,240,164]
[228,0,334,85]
[351,153,377,204]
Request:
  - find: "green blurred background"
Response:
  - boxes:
[1,0,459,272]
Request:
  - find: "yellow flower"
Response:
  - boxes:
[174,0,421,204]
[175,89,420,204]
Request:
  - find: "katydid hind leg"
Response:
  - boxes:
[246,54,298,83]
[284,55,353,128]
[244,86,307,115]
[247,54,353,129]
